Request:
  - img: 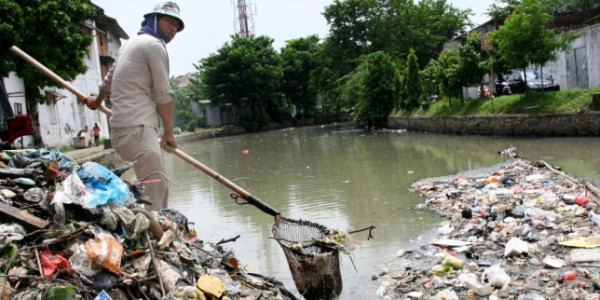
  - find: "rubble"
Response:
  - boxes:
[0,148,298,300]
[375,150,600,299]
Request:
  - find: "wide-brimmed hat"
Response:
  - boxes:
[144,1,184,32]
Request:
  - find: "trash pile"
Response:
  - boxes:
[0,148,298,300]
[375,151,600,299]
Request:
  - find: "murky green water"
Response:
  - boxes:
[163,126,600,299]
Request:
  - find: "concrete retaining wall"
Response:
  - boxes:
[387,112,600,136]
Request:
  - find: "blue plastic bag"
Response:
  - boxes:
[76,162,131,207]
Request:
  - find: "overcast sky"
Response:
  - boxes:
[92,0,495,76]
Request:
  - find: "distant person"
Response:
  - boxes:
[84,1,184,211]
[93,123,101,146]
[478,83,493,99]
[78,125,89,137]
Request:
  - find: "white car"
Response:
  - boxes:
[504,69,560,93]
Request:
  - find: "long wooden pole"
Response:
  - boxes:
[10,46,112,117]
[9,45,280,217]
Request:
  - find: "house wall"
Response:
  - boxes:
[531,23,600,91]
[206,106,222,127]
[463,23,600,100]
[107,31,122,59]
[37,20,110,148]
[3,73,33,147]
[589,24,600,87]
[4,73,27,116]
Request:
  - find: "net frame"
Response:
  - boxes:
[272,217,342,300]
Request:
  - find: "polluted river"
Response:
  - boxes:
[164,125,600,299]
[3,125,600,299]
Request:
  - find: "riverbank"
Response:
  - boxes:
[67,109,599,163]
[66,121,356,164]
[374,153,600,299]
[387,111,600,136]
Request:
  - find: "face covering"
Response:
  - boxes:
[138,14,172,44]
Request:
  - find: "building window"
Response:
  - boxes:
[14,103,22,115]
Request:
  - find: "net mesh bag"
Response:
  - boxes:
[272,217,342,300]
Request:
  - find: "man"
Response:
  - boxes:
[84,2,184,211]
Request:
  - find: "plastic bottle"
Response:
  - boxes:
[575,190,589,206]
[590,211,600,227]
[542,191,558,206]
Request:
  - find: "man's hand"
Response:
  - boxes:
[160,133,178,152]
[84,90,106,110]
[84,96,100,110]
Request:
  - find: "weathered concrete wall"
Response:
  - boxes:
[387,112,600,136]
[175,126,247,145]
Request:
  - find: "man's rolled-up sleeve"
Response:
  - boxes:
[147,41,175,105]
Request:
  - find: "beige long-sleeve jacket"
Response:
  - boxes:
[100,34,174,129]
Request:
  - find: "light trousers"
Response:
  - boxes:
[111,125,168,211]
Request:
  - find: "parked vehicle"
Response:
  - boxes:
[494,74,511,96]
[503,69,560,93]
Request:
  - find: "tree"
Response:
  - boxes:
[322,0,378,76]
[320,0,471,112]
[198,35,284,132]
[457,32,489,97]
[407,0,472,66]
[491,0,574,84]
[434,49,462,106]
[0,0,96,102]
[171,75,205,131]
[309,41,342,118]
[280,35,320,120]
[486,0,521,21]
[399,49,421,112]
[420,60,438,104]
[351,51,399,127]
[0,0,96,145]
[542,0,600,14]
[487,0,600,22]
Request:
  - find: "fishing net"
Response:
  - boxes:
[272,217,343,300]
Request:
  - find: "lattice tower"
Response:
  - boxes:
[232,0,255,38]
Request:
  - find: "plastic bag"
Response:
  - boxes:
[0,223,26,248]
[85,233,123,275]
[40,247,70,278]
[483,264,510,288]
[52,171,94,208]
[69,244,101,277]
[76,162,133,207]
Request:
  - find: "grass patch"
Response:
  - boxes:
[60,145,76,152]
[398,86,600,117]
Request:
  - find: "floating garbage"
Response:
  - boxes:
[376,147,600,299]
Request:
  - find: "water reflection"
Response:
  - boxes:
[164,127,600,299]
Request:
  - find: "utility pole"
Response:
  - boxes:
[232,0,255,38]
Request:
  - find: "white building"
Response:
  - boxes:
[2,5,128,148]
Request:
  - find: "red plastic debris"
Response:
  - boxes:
[563,271,576,281]
[39,247,70,278]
